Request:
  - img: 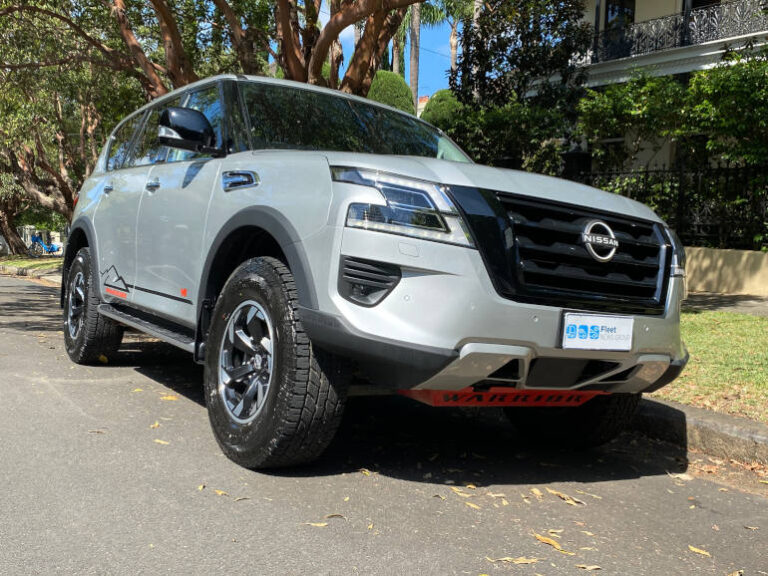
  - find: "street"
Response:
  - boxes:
[0,275,766,575]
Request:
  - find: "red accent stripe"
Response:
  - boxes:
[105,287,128,299]
[398,387,607,407]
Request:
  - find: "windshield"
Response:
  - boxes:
[240,81,470,163]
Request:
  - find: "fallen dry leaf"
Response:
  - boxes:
[487,492,506,498]
[132,388,143,392]
[581,531,595,537]
[213,490,229,497]
[744,526,759,530]
[367,523,374,530]
[547,529,564,538]
[451,487,473,498]
[88,429,106,434]
[303,522,328,528]
[465,483,477,490]
[160,395,178,401]
[759,480,768,485]
[531,488,544,500]
[501,498,509,506]
[343,496,350,502]
[726,571,744,576]
[485,556,538,565]
[359,468,372,476]
[546,487,585,506]
[234,497,250,502]
[324,513,347,520]
[433,494,446,500]
[576,565,601,571]
[688,545,711,557]
[150,421,160,429]
[534,533,575,555]
[153,439,169,445]
[575,489,602,500]
[465,501,481,510]
[98,355,109,364]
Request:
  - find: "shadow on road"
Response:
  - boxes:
[113,340,691,486]
[2,278,689,487]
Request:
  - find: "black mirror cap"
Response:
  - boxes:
[158,107,223,156]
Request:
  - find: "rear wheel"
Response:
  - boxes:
[504,393,641,448]
[63,247,124,364]
[203,256,350,469]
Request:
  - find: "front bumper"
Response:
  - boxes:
[302,227,688,394]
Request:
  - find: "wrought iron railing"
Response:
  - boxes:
[566,164,768,250]
[593,0,768,63]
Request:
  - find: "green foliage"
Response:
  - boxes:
[16,205,68,233]
[451,0,592,107]
[686,50,768,165]
[420,90,461,130]
[577,74,687,170]
[437,98,570,174]
[367,71,416,115]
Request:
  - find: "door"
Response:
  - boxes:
[93,113,145,304]
[133,83,226,327]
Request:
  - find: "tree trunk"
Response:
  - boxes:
[409,3,421,112]
[450,20,459,73]
[0,211,27,255]
[473,0,482,28]
[392,35,400,75]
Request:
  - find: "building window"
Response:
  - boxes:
[605,0,635,30]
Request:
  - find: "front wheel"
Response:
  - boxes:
[203,257,350,469]
[28,242,43,258]
[504,393,641,448]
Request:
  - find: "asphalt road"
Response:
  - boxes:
[1,274,767,575]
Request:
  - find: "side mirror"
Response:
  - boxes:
[158,107,224,157]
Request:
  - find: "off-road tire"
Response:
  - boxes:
[204,256,350,469]
[63,247,124,364]
[504,393,641,448]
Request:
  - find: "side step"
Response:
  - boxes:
[98,304,196,354]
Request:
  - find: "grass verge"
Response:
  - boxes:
[0,255,63,273]
[652,310,768,425]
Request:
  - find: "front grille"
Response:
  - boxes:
[497,194,670,315]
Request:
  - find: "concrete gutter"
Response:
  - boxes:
[632,398,768,465]
[0,264,62,286]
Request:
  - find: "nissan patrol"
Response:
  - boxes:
[61,74,688,468]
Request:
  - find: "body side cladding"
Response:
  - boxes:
[194,206,319,363]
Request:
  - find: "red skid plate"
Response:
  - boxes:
[398,388,608,407]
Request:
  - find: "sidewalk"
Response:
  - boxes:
[684,292,768,317]
[0,263,62,286]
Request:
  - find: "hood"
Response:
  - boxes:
[321,152,663,225]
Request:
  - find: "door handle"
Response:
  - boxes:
[222,170,259,191]
[145,178,161,191]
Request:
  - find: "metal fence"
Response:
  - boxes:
[566,165,768,251]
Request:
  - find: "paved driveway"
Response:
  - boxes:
[1,275,766,575]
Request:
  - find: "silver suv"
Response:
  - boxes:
[62,74,688,468]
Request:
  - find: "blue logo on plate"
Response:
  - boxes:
[566,324,577,339]
[589,325,600,340]
[578,325,588,339]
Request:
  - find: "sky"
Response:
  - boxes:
[323,16,456,98]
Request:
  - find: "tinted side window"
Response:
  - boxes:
[127,98,181,168]
[167,84,224,163]
[107,115,143,171]
[241,82,373,153]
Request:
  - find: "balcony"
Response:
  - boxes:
[592,0,768,63]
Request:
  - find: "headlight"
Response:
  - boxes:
[665,227,686,276]
[332,167,474,247]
